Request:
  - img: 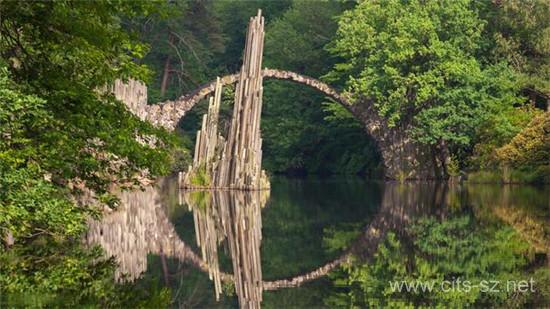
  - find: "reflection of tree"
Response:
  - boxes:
[349,182,448,258]
[495,207,549,267]
[325,183,550,307]
[466,184,550,265]
[86,181,460,307]
[265,182,448,290]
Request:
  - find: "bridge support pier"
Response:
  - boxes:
[350,101,448,180]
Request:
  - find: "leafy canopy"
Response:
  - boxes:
[327,0,522,148]
[0,0,175,196]
[0,1,176,305]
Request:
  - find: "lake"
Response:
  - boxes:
[87,176,549,308]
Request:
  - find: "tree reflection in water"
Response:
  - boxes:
[85,179,549,308]
[85,180,452,308]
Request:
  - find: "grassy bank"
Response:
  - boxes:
[466,167,550,184]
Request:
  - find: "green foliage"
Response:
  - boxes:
[327,216,532,307]
[466,170,504,184]
[0,1,178,304]
[189,164,211,187]
[328,0,522,151]
[264,0,348,76]
[0,68,90,242]
[137,0,226,103]
[259,1,381,176]
[167,135,193,174]
[186,190,211,211]
[496,112,550,169]
[466,112,550,183]
[0,1,175,196]
[482,0,550,94]
[447,155,460,177]
[1,1,154,86]
[0,244,171,307]
[212,0,292,73]
[469,105,539,169]
[0,166,88,242]
[506,167,549,184]
[526,267,550,306]
[323,223,362,255]
[262,80,382,176]
[2,0,549,306]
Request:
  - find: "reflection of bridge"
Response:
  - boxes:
[86,181,448,297]
[264,182,448,290]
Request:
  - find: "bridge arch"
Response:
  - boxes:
[143,69,354,131]
[118,69,446,180]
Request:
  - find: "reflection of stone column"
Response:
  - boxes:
[86,186,211,282]
[184,191,225,299]
[86,187,160,281]
[182,190,268,308]
[219,191,264,309]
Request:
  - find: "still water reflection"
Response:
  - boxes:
[86,177,549,308]
[182,190,268,307]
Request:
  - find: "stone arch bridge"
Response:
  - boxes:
[115,69,447,180]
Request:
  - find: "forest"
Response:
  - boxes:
[0,0,549,307]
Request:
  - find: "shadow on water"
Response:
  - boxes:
[86,177,549,308]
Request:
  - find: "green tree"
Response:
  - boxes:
[138,0,226,103]
[0,1,176,304]
[0,0,175,196]
[495,112,550,182]
[466,0,550,170]
[327,0,522,157]
[212,0,292,73]
[482,0,550,95]
[261,0,381,175]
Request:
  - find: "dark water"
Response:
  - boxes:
[87,177,549,308]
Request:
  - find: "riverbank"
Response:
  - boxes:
[465,167,550,185]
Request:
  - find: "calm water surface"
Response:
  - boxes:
[87,176,549,308]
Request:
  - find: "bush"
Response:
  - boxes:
[466,170,503,184]
[190,164,211,187]
[497,113,549,168]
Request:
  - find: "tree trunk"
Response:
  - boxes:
[160,55,171,98]
[160,253,170,286]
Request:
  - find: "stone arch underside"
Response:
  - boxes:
[138,69,446,180]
